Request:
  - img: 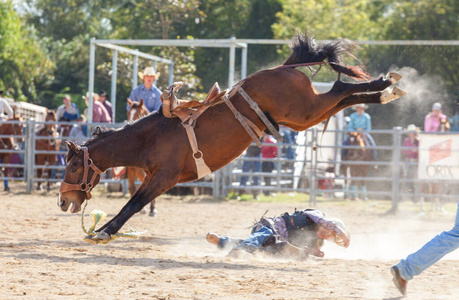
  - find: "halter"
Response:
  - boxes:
[59,147,104,200]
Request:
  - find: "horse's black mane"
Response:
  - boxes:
[83,108,165,147]
[283,30,370,80]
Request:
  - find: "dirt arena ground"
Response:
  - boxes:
[1,182,459,299]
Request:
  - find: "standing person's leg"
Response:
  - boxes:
[341,136,350,159]
[240,159,250,187]
[365,133,377,160]
[392,202,459,295]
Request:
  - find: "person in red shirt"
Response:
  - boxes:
[261,134,278,195]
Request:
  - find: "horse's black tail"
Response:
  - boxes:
[283,31,371,81]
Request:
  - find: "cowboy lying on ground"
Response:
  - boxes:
[206,208,350,260]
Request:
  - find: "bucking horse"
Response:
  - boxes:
[58,31,407,244]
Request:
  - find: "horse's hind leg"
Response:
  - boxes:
[317,72,402,105]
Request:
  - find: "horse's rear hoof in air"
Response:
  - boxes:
[57,30,407,244]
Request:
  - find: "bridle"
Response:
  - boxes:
[59,147,104,200]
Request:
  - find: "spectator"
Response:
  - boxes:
[0,90,14,120]
[342,104,377,160]
[261,134,278,195]
[56,94,79,121]
[401,124,419,202]
[83,92,111,123]
[239,142,262,198]
[424,102,448,132]
[206,208,350,260]
[68,115,88,144]
[98,90,113,123]
[126,67,162,113]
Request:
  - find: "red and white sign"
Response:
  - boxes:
[418,134,459,180]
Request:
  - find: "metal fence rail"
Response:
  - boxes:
[1,119,458,212]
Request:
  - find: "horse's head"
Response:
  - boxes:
[57,140,104,213]
[345,132,365,160]
[127,99,149,122]
[45,109,57,135]
[9,116,24,145]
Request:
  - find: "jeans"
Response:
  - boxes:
[218,225,274,253]
[51,154,66,179]
[396,202,459,280]
[240,159,261,187]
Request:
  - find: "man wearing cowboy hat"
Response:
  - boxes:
[342,103,377,160]
[126,67,162,113]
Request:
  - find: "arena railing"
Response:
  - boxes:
[8,120,459,214]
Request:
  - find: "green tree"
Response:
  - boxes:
[0,1,53,102]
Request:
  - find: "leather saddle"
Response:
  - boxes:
[160,82,226,119]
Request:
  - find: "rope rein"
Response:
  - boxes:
[81,201,147,243]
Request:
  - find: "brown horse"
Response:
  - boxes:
[126,99,156,216]
[35,109,59,191]
[58,32,407,244]
[0,116,24,191]
[341,132,373,200]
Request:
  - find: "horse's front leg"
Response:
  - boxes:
[90,172,178,243]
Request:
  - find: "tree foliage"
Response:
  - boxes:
[4,0,458,126]
[0,1,53,101]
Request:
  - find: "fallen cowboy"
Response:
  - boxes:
[206,208,350,260]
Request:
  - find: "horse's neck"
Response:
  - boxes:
[88,126,146,171]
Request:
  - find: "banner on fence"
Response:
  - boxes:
[418,134,459,180]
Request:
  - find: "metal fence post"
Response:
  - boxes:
[25,119,35,193]
[310,128,318,205]
[391,126,402,212]
[213,169,221,198]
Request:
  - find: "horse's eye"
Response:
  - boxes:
[71,168,77,173]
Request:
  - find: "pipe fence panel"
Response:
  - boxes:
[4,119,458,212]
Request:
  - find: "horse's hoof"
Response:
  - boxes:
[381,87,407,104]
[83,235,100,244]
[139,208,147,215]
[149,209,158,217]
[386,72,402,84]
[93,231,111,242]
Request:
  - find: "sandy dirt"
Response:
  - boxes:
[1,182,459,299]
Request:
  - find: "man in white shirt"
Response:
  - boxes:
[0,90,14,120]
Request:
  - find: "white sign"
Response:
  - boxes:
[418,134,459,180]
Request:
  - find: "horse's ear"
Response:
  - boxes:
[139,99,144,107]
[46,108,49,113]
[92,126,103,137]
[65,140,81,154]
[127,98,133,107]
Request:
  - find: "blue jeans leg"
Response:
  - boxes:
[396,202,459,280]
[234,225,274,253]
[217,236,244,250]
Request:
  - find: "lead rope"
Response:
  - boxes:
[81,201,147,244]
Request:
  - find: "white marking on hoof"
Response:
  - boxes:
[386,72,403,84]
[94,231,111,242]
[381,87,408,104]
